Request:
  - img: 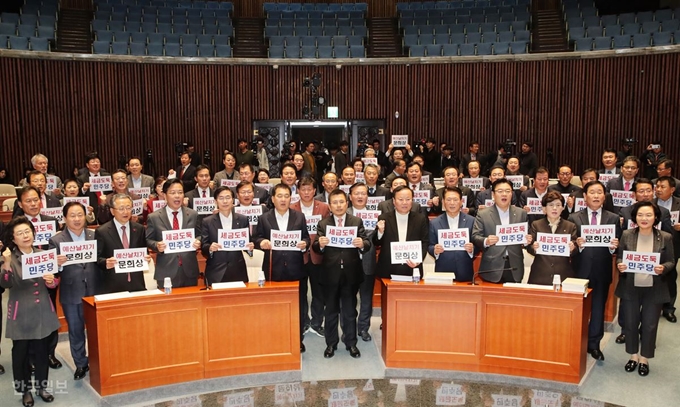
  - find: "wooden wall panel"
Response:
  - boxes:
[1,53,679,182]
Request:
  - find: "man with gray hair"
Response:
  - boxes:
[31,153,63,197]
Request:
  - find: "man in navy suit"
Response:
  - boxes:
[605,156,640,214]
[169,151,197,193]
[12,171,61,218]
[254,183,311,352]
[49,202,100,380]
[428,187,477,281]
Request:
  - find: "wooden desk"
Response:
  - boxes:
[381,279,591,384]
[83,282,300,396]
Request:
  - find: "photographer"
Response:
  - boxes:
[235,138,255,167]
[639,141,667,180]
[519,141,538,177]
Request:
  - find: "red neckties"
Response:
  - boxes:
[411,184,417,190]
[591,211,597,226]
[624,181,631,191]
[173,211,182,266]
[337,217,343,227]
[179,167,185,179]
[202,190,206,198]
[31,217,38,223]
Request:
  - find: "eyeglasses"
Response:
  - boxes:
[114,207,132,212]
[559,172,572,176]
[14,229,33,237]
[623,166,638,171]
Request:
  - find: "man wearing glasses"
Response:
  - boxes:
[549,164,582,196]
[472,179,532,283]
[606,156,640,214]
[652,159,680,198]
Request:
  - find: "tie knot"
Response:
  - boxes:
[173,211,179,217]
[32,217,38,223]
[121,225,125,232]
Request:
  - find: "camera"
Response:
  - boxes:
[203,149,211,166]
[502,139,517,159]
[175,142,188,154]
[623,138,638,145]
[413,138,427,151]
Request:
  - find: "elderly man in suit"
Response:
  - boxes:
[654,176,680,322]
[49,202,100,380]
[429,187,477,282]
[238,163,270,203]
[383,159,407,189]
[127,157,155,190]
[146,178,201,288]
[569,180,621,361]
[315,172,338,203]
[96,194,150,293]
[314,188,371,359]
[432,166,474,215]
[377,176,423,214]
[12,171,61,218]
[472,178,533,283]
[520,166,550,225]
[363,163,390,199]
[254,183,311,352]
[31,153,63,197]
[405,162,436,208]
[200,186,253,285]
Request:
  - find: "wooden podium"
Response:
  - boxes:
[381,279,591,384]
[83,282,300,396]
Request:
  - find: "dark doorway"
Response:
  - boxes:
[291,126,344,151]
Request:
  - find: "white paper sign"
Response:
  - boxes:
[391,134,408,147]
[326,226,357,248]
[390,241,422,264]
[255,182,272,191]
[574,197,587,212]
[89,175,112,192]
[33,221,57,246]
[132,199,144,216]
[234,206,263,225]
[152,199,166,212]
[366,196,385,211]
[495,222,528,246]
[531,389,561,407]
[21,249,58,280]
[221,179,240,188]
[193,198,215,215]
[438,228,469,251]
[413,190,430,206]
[339,185,351,194]
[670,210,678,225]
[218,228,249,251]
[129,187,150,199]
[274,383,305,404]
[581,225,616,247]
[305,214,322,236]
[225,390,254,407]
[436,383,466,406]
[40,207,64,224]
[162,228,196,253]
[421,175,430,184]
[506,175,524,190]
[492,395,522,407]
[622,250,660,275]
[598,173,617,185]
[484,199,494,207]
[290,194,300,204]
[60,241,97,265]
[462,177,483,191]
[611,190,635,207]
[526,197,543,214]
[570,396,604,407]
[536,232,570,257]
[355,172,365,183]
[354,209,380,230]
[113,248,149,273]
[46,176,58,192]
[63,196,90,210]
[361,157,378,166]
[328,387,357,407]
[271,230,302,251]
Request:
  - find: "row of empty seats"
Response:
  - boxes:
[269,35,364,47]
[0,23,55,39]
[263,3,367,12]
[264,26,367,37]
[265,17,366,27]
[10,1,58,17]
[401,13,529,26]
[268,44,365,58]
[95,0,232,9]
[93,8,231,19]
[402,21,528,35]
[92,20,232,34]
[396,0,530,10]
[0,1,58,53]
[266,11,365,19]
[574,33,678,50]
[567,15,679,30]
[404,30,530,46]
[0,35,50,51]
[568,9,680,25]
[568,21,680,41]
[94,31,230,45]
[408,41,528,56]
[93,41,231,56]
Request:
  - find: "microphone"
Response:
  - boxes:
[470,267,517,285]
[200,271,211,290]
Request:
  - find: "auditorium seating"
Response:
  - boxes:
[263,3,368,58]
[397,0,532,57]
[0,0,58,51]
[564,0,679,51]
[91,0,233,57]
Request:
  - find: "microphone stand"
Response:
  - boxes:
[470,267,518,285]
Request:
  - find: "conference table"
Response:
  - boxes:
[380,279,591,384]
[83,282,301,396]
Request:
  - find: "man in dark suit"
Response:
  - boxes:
[405,161,436,211]
[432,166,475,216]
[459,141,481,176]
[428,187,477,281]
[383,159,406,189]
[549,164,582,196]
[568,180,621,361]
[652,159,680,198]
[315,172,338,203]
[472,179,532,283]
[200,186,252,285]
[96,194,149,294]
[169,151,197,193]
[599,148,620,175]
[253,183,311,352]
[520,166,550,225]
[334,141,350,176]
[238,163,270,203]
[363,164,390,199]
[411,155,435,187]
[313,189,371,359]
[605,156,640,214]
[12,171,61,217]
[654,176,680,322]
[374,185,429,279]
[565,169,615,218]
[49,202,100,380]
[377,176,423,214]
[76,151,110,188]
[475,166,519,210]
[146,179,201,288]
[185,165,214,222]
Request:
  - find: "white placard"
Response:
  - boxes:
[132,199,144,216]
[413,190,430,206]
[366,196,385,211]
[33,221,57,246]
[361,157,378,166]
[40,207,64,224]
[421,174,430,184]
[113,248,149,273]
[224,390,254,407]
[234,206,263,225]
[129,187,150,199]
[536,232,571,257]
[89,175,112,192]
[531,389,561,407]
[390,241,422,264]
[193,197,215,215]
[598,173,617,185]
[484,199,494,207]
[339,185,351,194]
[506,175,524,190]
[436,383,466,406]
[221,179,240,188]
[46,176,58,192]
[255,182,272,191]
[305,214,322,236]
[152,199,166,212]
[495,222,528,246]
[391,134,408,147]
[462,177,483,191]
[611,190,635,207]
[21,249,58,280]
[622,250,660,275]
[328,387,357,407]
[355,172,365,183]
[670,210,678,225]
[526,197,543,214]
[326,226,357,248]
[161,228,196,253]
[581,225,616,247]
[271,230,302,251]
[354,209,380,230]
[492,395,522,407]
[290,194,300,204]
[274,383,305,405]
[217,228,249,251]
[437,228,469,251]
[63,196,90,210]
[574,197,587,212]
[60,241,97,265]
[171,395,201,407]
[570,396,604,407]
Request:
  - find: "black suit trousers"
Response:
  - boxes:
[357,272,375,333]
[304,262,325,329]
[621,288,663,358]
[323,276,360,348]
[588,276,610,350]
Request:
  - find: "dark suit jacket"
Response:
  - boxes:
[605,176,636,214]
[428,212,477,281]
[48,228,101,304]
[200,211,250,284]
[526,218,578,285]
[96,220,147,293]
[253,209,310,281]
[76,170,111,188]
[568,209,622,284]
[475,188,519,208]
[377,199,423,215]
[374,210,429,278]
[335,151,349,175]
[186,187,214,222]
[12,193,61,218]
[312,213,371,286]
[290,200,330,265]
[615,228,674,303]
[347,207,378,275]
[654,196,680,260]
[367,185,391,199]
[176,165,197,192]
[432,185,475,215]
[519,188,547,225]
[471,205,528,283]
[146,207,201,282]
